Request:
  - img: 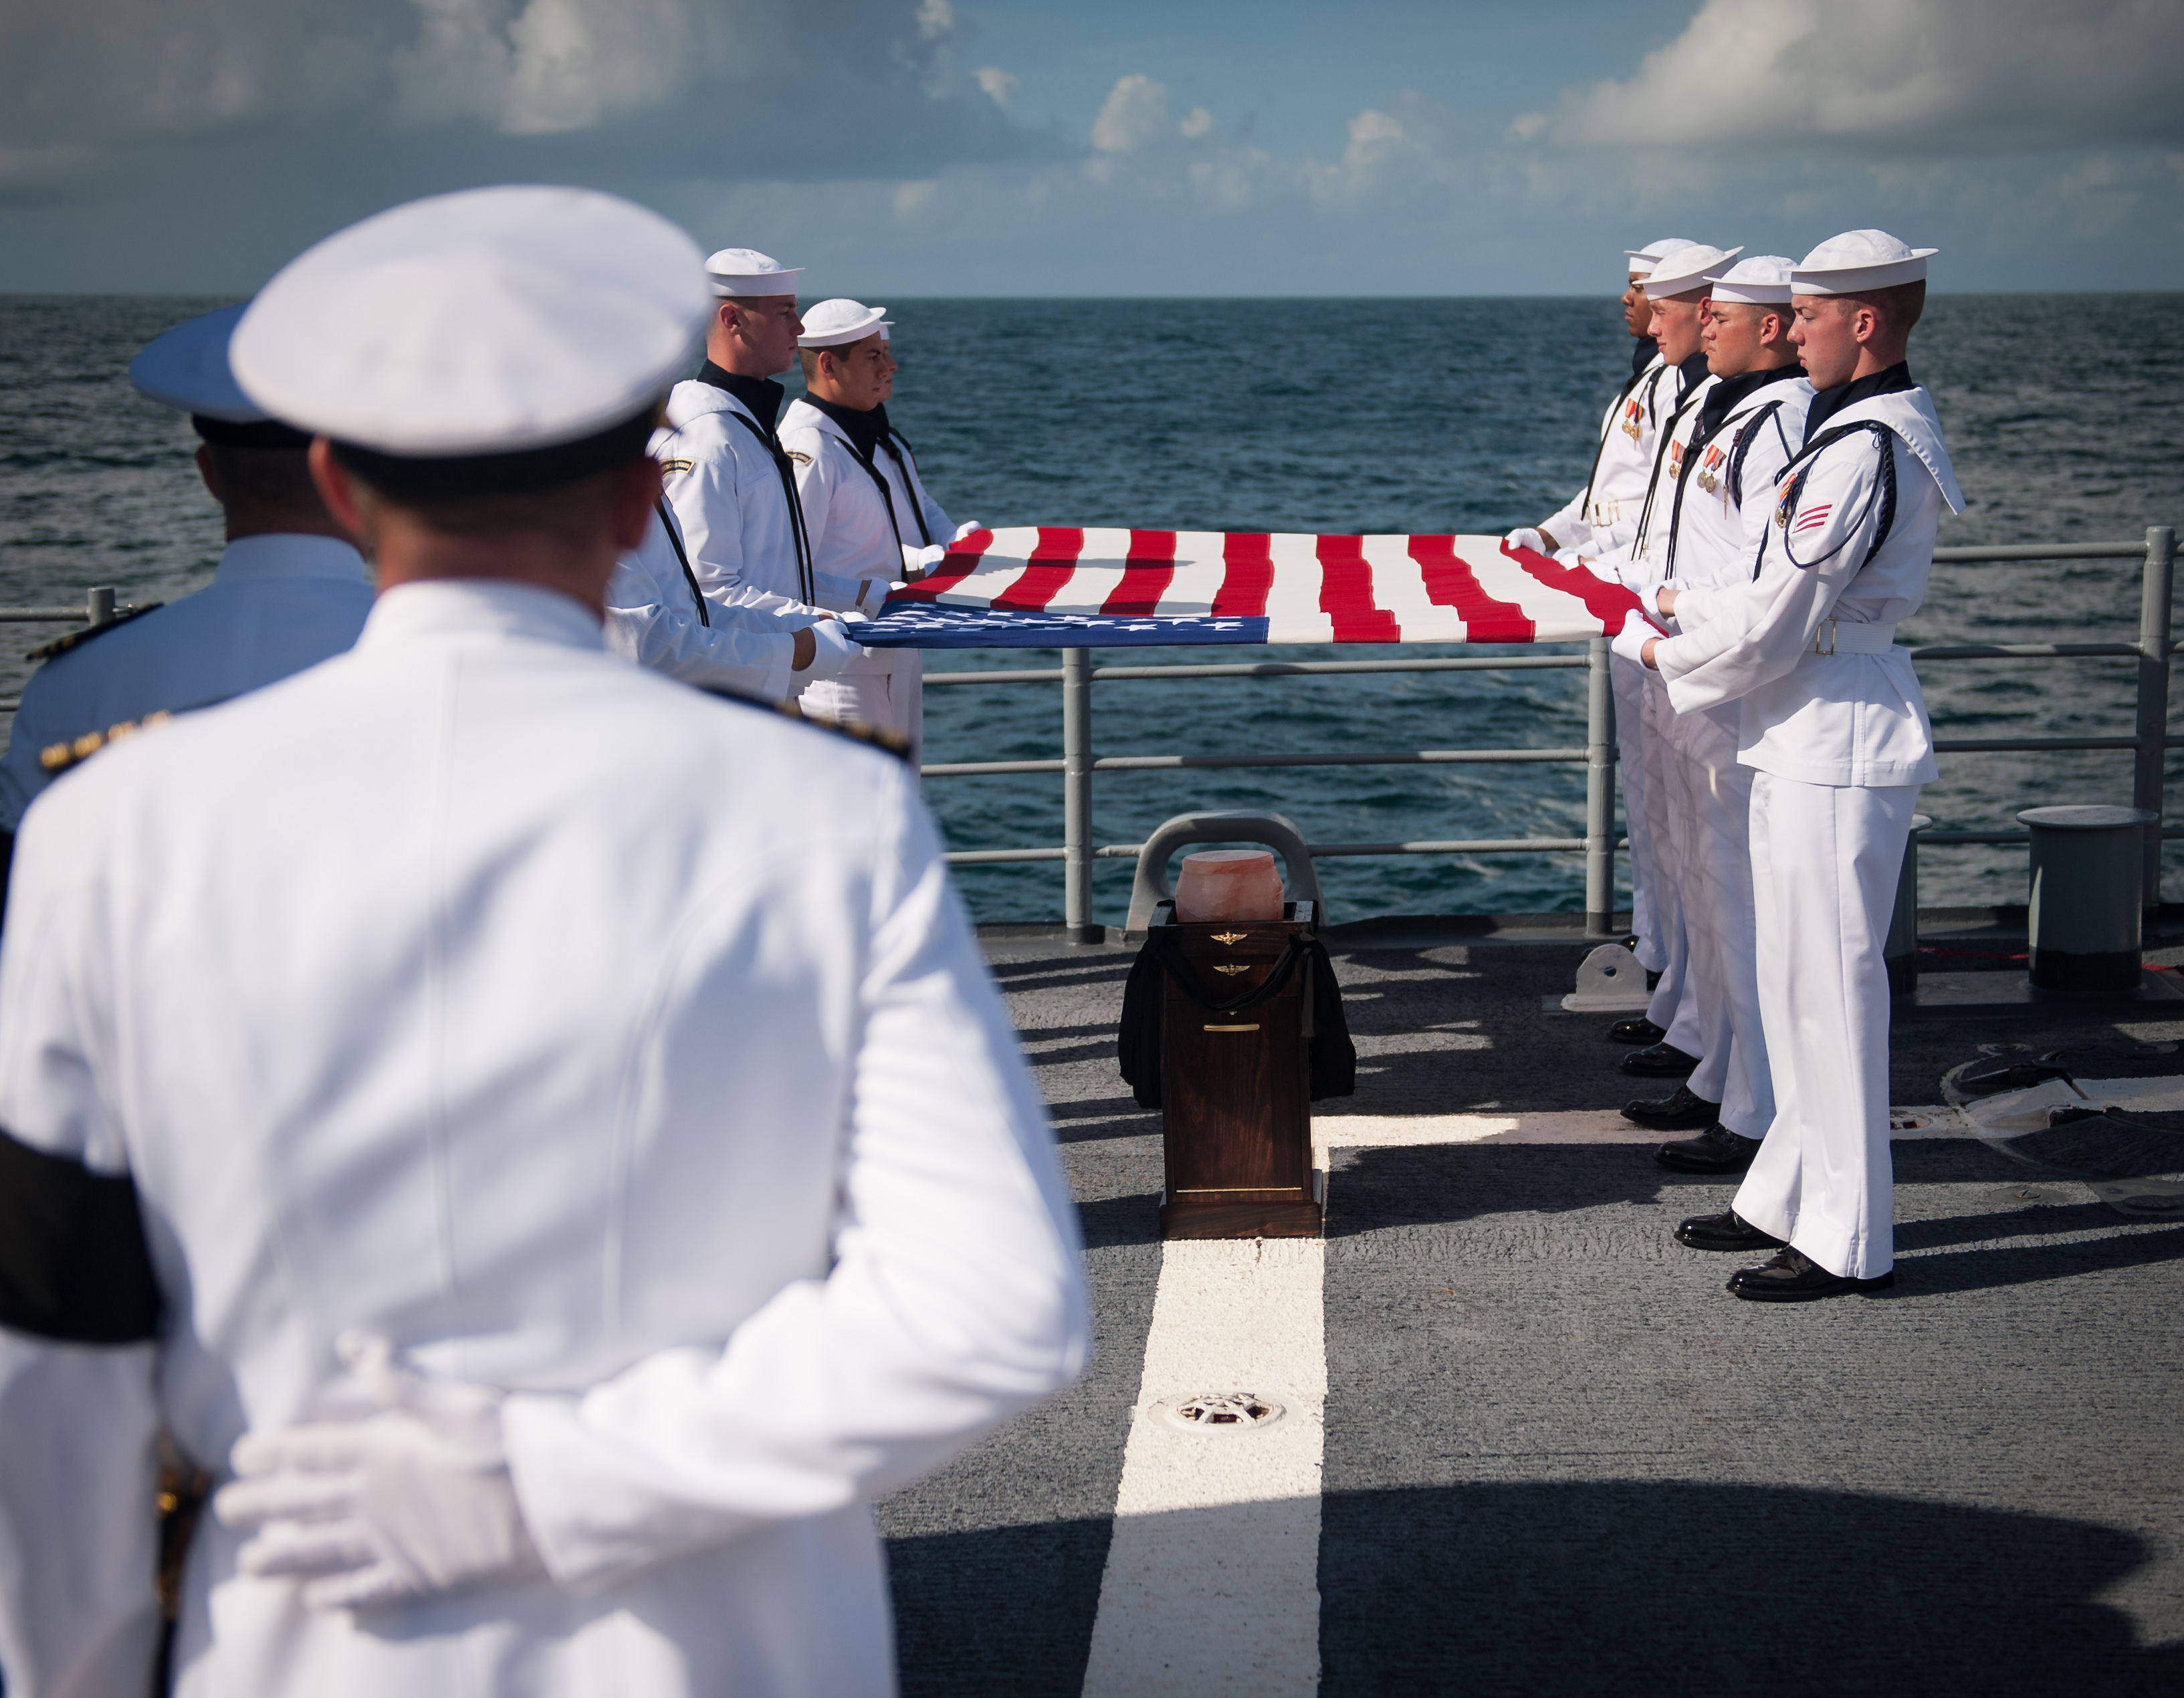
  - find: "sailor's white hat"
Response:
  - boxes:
[705,247,805,298]
[232,185,709,495]
[130,303,312,448]
[1643,243,1741,299]
[1623,238,1697,277]
[1791,229,1936,296]
[798,299,893,348]
[1705,255,1797,306]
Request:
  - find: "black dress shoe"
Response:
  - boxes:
[1620,1041,1700,1078]
[1655,1124,1761,1174]
[1674,1208,1783,1251]
[1726,1247,1895,1301]
[1607,1015,1666,1046]
[1646,970,1661,991]
[1622,1085,1721,1130]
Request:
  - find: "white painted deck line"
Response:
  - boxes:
[1081,1239,1325,1697]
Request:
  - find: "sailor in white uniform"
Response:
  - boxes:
[1577,243,1739,1095]
[780,300,979,765]
[651,248,875,704]
[1624,230,1959,1299]
[1634,256,1814,1176]
[602,498,857,700]
[0,305,372,847]
[0,185,1088,1696]
[1510,238,1699,1042]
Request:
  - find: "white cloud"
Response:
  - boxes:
[1179,107,1214,140]
[1517,0,2184,154]
[1091,74,1172,154]
[974,66,1020,108]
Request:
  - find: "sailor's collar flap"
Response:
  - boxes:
[665,379,754,432]
[777,397,851,449]
[1823,388,1965,514]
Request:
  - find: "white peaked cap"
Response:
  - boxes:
[1624,237,1697,276]
[1705,254,1797,305]
[129,304,269,421]
[1642,243,1742,299]
[1791,229,1937,295]
[233,185,709,463]
[706,247,804,298]
[798,299,893,348]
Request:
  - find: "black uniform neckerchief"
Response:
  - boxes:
[696,361,816,603]
[1628,350,1714,554]
[1802,360,1914,443]
[1662,362,1805,579]
[1629,332,1659,381]
[653,499,709,626]
[801,394,925,554]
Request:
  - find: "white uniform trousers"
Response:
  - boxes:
[800,648,924,768]
[1658,713,1726,1107]
[1639,671,1695,1049]
[1668,707,1773,1138]
[1612,653,1662,970]
[1733,773,1919,1279]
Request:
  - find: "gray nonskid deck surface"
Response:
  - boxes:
[881,940,2184,1693]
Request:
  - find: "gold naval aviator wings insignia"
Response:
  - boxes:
[1211,930,1248,945]
[1211,963,1250,975]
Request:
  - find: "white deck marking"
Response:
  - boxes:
[1081,1238,1325,1696]
[1313,1105,1965,1160]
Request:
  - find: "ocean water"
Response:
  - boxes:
[3,294,2180,925]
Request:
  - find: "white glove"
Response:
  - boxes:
[798,615,862,681]
[212,1334,545,1610]
[1610,608,1660,668]
[951,520,984,542]
[900,542,948,580]
[1505,527,1546,554]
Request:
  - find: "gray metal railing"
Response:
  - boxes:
[919,526,2178,942]
[4,531,2175,942]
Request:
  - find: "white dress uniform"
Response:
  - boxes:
[0,186,1089,1698]
[779,368,952,764]
[1654,240,1960,1281]
[1647,261,1816,1142]
[602,500,832,701]
[0,534,371,832]
[1531,240,1705,982]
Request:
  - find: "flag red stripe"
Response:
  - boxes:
[1317,536,1402,641]
[988,528,1085,612]
[1101,530,1177,615]
[887,527,992,603]
[1502,540,1642,630]
[1212,533,1274,617]
[1409,535,1534,642]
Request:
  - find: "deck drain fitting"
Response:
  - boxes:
[1153,1391,1285,1433]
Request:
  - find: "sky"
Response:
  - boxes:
[3,0,2180,297]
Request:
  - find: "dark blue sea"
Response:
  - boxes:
[3,294,2180,924]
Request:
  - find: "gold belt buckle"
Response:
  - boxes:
[1814,619,1836,656]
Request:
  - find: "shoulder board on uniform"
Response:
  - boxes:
[26,603,164,665]
[39,710,176,777]
[693,685,913,762]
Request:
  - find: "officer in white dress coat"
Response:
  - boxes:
[1626,230,1960,1299]
[0,305,372,841]
[1633,257,1814,1176]
[780,300,978,765]
[0,185,1088,1696]
[1511,238,1701,1017]
[1578,244,1739,1094]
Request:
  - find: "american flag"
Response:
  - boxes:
[852,530,1642,649]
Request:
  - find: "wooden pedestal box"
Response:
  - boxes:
[1155,906,1323,1240]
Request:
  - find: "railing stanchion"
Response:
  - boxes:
[2133,526,2176,914]
[1062,647,1097,942]
[1584,635,1615,938]
[87,587,115,627]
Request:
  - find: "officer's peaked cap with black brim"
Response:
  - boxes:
[231,185,712,500]
[128,303,312,450]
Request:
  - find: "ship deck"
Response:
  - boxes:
[879,915,2184,1695]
